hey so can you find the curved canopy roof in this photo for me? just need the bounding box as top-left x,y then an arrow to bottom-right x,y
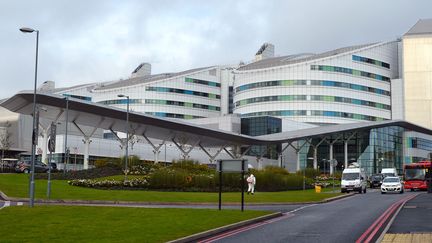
2,92 -> 432,147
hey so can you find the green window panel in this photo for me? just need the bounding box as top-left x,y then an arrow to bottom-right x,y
352,70 -> 361,76
282,80 -> 294,86
324,96 -> 334,101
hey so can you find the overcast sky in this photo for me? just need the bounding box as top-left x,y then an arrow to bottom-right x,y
0,0 -> 431,98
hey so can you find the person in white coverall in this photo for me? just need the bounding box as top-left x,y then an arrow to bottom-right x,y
246,174 -> 256,195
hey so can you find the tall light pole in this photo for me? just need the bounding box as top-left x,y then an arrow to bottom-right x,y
117,94 -> 130,181
63,97 -> 69,174
20,27 -> 39,208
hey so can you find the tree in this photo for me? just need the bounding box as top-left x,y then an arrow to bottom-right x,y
0,121 -> 12,161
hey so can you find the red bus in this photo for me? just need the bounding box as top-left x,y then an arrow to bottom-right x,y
404,161 -> 432,191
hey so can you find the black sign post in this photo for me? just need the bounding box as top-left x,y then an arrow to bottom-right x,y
241,160 -> 245,212
219,162 -> 222,210
217,159 -> 248,212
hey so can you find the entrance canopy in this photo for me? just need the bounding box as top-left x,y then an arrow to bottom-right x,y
2,92 -> 432,147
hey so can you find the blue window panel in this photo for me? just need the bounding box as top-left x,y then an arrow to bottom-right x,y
323,111 -> 334,116
155,112 -> 166,117
352,99 -> 362,105
323,81 -> 334,86
185,90 -> 193,95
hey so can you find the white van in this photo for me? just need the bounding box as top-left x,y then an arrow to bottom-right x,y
381,168 -> 398,178
341,163 -> 367,193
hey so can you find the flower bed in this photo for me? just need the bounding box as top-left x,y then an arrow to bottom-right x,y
68,177 -> 149,189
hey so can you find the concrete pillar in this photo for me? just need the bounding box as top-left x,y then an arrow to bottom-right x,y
329,144 -> 334,175
296,151 -> 301,171
153,149 -> 160,163
83,137 -> 91,169
313,147 -> 318,169
41,129 -> 49,164
344,141 -> 348,169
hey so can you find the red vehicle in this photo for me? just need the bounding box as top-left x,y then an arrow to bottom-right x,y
404,161 -> 432,191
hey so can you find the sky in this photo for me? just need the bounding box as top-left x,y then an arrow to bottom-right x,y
0,0 -> 431,99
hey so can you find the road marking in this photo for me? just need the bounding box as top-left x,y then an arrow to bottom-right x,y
286,203 -> 318,213
198,204 -> 318,243
0,201 -> 10,210
356,194 -> 417,243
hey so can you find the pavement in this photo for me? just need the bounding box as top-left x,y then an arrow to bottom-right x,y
381,193 -> 432,243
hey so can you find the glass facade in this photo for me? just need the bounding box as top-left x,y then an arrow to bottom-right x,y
352,55 -> 390,69
300,126 -> 404,175
242,110 -> 386,121
242,110 -> 307,117
98,99 -> 142,105
63,94 -> 92,101
185,77 -> 221,87
407,137 -> 432,151
241,116 -> 281,159
236,79 -> 390,96
145,112 -> 204,119
236,95 -> 390,110
145,86 -> 220,99
145,99 -> 220,111
311,65 -> 390,82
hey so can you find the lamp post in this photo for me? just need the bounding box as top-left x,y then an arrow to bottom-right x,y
20,27 -> 39,208
117,94 -> 130,181
63,97 -> 69,174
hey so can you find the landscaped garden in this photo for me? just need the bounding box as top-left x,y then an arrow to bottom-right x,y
0,158 -> 342,203
0,206 -> 270,243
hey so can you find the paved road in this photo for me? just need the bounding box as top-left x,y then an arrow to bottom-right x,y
206,190 -> 420,243
388,192 -> 432,233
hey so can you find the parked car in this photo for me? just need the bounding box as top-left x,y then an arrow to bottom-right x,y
369,174 -> 384,188
381,176 -> 404,194
15,161 -> 51,173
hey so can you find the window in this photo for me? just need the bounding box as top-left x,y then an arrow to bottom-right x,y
310,65 -> 390,82
352,55 -> 390,69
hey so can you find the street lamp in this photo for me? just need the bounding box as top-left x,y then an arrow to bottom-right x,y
117,94 -> 130,181
20,26 -> 39,208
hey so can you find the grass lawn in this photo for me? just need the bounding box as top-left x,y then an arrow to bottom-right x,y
0,205 -> 269,243
0,174 -> 341,203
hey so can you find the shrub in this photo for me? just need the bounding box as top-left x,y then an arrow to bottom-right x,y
94,157 -> 122,169
296,168 -> 321,179
35,167 -> 122,180
254,171 -> 306,191
171,159 -> 213,174
262,165 -> 289,175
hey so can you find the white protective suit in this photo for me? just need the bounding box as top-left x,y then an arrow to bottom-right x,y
246,174 -> 256,194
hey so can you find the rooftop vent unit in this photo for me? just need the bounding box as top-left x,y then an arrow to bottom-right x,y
131,62 -> 151,78
255,43 -> 275,61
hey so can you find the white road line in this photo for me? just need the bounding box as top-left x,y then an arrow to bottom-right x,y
0,201 -> 10,210
286,203 -> 318,213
